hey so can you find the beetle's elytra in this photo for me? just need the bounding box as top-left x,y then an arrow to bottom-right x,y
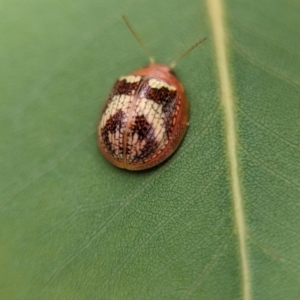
97,15 -> 206,171
98,64 -> 189,170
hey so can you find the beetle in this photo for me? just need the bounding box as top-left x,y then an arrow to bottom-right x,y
98,15 -> 206,171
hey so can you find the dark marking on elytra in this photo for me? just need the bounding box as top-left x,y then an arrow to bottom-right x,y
128,115 -> 158,162
102,109 -> 125,158
114,79 -> 140,95
146,86 -> 177,106
143,81 -> 178,138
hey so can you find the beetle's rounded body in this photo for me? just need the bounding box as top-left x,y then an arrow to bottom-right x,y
98,64 -> 189,170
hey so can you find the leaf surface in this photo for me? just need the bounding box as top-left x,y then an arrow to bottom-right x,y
0,0 -> 300,299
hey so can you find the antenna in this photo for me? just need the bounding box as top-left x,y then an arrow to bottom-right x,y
122,14 -> 155,64
169,37 -> 207,69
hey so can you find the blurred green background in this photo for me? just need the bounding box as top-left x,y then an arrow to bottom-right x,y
1,0 -> 300,299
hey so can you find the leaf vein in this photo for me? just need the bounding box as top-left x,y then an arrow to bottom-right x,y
241,145 -> 300,192
228,16 -> 300,59
230,38 -> 300,91
239,108 -> 300,151
249,233 -> 300,282
5,129 -> 96,206
183,237 -> 231,299
94,165 -> 224,299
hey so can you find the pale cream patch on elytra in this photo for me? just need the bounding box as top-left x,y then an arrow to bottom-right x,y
134,97 -> 168,150
108,131 -> 122,158
124,96 -> 169,161
119,75 -> 141,83
100,94 -> 133,130
129,139 -> 147,160
148,78 -> 176,91
132,133 -> 138,145
115,129 -> 120,141
100,94 -> 134,159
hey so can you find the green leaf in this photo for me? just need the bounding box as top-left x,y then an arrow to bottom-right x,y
1,0 -> 300,299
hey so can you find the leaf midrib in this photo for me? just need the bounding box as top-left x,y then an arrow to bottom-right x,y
206,0 -> 251,299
